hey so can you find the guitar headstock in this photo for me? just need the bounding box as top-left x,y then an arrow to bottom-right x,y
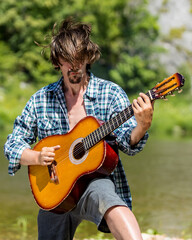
148,73 -> 185,101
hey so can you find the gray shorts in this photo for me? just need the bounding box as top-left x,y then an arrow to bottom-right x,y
38,177 -> 127,240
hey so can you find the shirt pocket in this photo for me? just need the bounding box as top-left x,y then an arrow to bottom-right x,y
37,118 -> 61,139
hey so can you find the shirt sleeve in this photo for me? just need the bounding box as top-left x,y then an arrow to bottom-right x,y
4,95 -> 37,175
109,85 -> 149,156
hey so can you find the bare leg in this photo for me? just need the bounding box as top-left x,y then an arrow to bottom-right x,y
104,206 -> 143,240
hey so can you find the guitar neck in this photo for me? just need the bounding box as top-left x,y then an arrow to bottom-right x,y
82,92 -> 151,151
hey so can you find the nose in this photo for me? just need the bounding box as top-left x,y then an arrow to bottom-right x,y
72,61 -> 83,71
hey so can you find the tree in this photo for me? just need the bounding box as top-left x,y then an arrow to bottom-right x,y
0,0 -> 165,129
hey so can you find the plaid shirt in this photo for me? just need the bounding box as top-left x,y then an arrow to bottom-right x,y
4,73 -> 148,209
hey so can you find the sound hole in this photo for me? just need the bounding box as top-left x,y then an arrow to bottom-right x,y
73,142 -> 85,160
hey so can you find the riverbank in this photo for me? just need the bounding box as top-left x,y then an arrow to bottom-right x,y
142,233 -> 191,240
81,233 -> 192,240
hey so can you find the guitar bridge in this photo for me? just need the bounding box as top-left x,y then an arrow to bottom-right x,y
48,160 -> 59,184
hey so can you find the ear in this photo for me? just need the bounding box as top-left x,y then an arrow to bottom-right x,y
53,64 -> 60,70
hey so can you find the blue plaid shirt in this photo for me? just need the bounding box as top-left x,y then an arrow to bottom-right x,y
4,73 -> 148,209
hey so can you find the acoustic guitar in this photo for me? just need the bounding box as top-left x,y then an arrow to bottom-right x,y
28,73 -> 184,213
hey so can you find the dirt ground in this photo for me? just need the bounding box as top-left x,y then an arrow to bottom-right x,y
82,234 -> 191,240
142,233 -> 191,240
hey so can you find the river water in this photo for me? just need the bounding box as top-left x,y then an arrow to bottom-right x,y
0,138 -> 192,239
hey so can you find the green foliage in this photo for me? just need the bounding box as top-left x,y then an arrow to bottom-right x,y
149,94 -> 192,139
109,52 -> 166,94
178,64 -> 192,95
169,26 -> 186,39
0,0 -> 163,84
146,228 -> 159,235
0,0 -> 167,132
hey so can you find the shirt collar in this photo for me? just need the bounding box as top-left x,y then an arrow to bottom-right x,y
45,73 -> 98,99
84,73 -> 97,100
46,76 -> 63,93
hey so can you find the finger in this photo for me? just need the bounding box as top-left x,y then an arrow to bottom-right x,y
43,155 -> 55,161
43,151 -> 55,158
43,161 -> 52,166
53,145 -> 61,151
47,145 -> 61,152
41,146 -> 59,155
136,96 -> 145,108
139,93 -> 151,104
132,99 -> 142,111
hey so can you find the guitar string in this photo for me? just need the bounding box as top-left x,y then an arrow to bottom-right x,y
38,88 -> 175,168
50,88 -> 176,168
35,107 -> 132,169
50,107 -> 131,166
41,105 -> 133,166
44,88 -> 172,165
51,108 -> 131,167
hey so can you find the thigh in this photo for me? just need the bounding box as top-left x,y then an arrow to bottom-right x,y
38,209 -> 81,240
73,177 -> 127,232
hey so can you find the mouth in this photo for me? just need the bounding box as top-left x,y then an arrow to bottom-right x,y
67,69 -> 83,84
68,69 -> 82,77
70,72 -> 79,75
68,68 -> 80,73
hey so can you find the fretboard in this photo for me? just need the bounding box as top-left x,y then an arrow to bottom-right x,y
82,104 -> 134,151
82,91 -> 151,151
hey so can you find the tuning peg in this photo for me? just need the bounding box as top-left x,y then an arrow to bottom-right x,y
178,89 -> 183,93
160,96 -> 168,101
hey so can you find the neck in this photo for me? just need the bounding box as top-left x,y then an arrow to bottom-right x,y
63,73 -> 89,96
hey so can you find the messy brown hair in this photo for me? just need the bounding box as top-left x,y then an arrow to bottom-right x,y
49,18 -> 101,70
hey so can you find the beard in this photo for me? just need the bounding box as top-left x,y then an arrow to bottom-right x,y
67,69 -> 83,84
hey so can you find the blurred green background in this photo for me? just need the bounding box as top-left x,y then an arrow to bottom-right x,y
0,0 -> 192,239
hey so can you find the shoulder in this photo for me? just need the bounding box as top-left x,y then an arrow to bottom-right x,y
32,78 -> 62,99
92,74 -> 122,91
88,73 -> 128,100
23,78 -> 62,111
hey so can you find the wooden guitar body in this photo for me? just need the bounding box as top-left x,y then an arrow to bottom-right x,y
28,116 -> 119,212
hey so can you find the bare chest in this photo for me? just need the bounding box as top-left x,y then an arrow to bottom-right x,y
65,94 -> 87,131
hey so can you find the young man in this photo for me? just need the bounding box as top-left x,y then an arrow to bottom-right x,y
4,18 -> 153,240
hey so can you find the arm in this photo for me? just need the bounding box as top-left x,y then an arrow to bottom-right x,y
4,95 -> 60,175
4,96 -> 37,175
108,87 -> 152,155
130,92 -> 154,146
20,145 -> 60,166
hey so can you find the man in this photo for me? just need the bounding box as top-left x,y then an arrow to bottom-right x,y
4,18 -> 153,240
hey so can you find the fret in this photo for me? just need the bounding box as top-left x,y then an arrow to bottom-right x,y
95,128 -> 100,142
83,103 -> 135,150
87,135 -> 92,149
119,112 -> 124,124
97,127 -> 103,140
122,110 -> 127,121
99,124 -> 106,139
111,118 -> 117,129
108,121 -> 113,132
90,134 -> 94,146
82,138 -> 87,150
92,132 -> 97,143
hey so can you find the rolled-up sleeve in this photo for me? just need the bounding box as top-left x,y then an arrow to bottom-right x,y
109,86 -> 149,156
4,95 -> 37,175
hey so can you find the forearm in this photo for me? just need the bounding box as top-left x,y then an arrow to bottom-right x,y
131,92 -> 154,146
20,148 -> 40,166
130,125 -> 147,147
20,145 -> 60,166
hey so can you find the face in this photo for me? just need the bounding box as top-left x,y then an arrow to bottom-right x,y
59,59 -> 87,84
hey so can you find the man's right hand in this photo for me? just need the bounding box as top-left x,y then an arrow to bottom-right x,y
38,145 -> 60,166
20,145 -> 60,166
